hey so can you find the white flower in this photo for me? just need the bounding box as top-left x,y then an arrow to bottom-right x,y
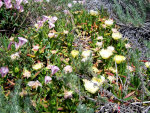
73,1 -> 77,4
68,3 -> 72,8
111,28 -> 118,33
63,65 -> 73,74
112,32 -> 122,40
48,32 -> 55,38
63,30 -> 69,34
127,65 -> 134,72
92,66 -> 99,73
89,10 -> 98,16
64,90 -> 73,99
145,62 -> 150,68
34,24 -> 38,29
82,50 -> 91,58
125,43 -> 131,48
28,80 -> 42,90
45,76 -> 52,84
81,57 -> 88,62
97,36 -> 103,40
23,69 -> 31,78
9,37 -> 14,41
10,52 -> 20,60
99,49 -> 113,59
105,19 -> 113,26
107,76 -> 115,83
96,42 -> 103,47
107,46 -> 115,52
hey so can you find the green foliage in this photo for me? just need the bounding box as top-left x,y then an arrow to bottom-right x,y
0,80 -> 34,113
76,103 -> 94,113
112,0 -> 149,26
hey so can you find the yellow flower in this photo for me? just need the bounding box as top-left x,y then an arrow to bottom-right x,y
92,66 -> 99,73
112,32 -> 122,40
114,55 -> 126,64
82,50 -> 91,58
83,79 -> 99,94
99,49 -> 113,59
83,76 -> 105,94
145,62 -> 150,68
109,67 -> 117,73
71,50 -> 79,58
104,19 -> 113,26
32,62 -> 43,70
89,10 -> 98,16
92,76 -> 105,85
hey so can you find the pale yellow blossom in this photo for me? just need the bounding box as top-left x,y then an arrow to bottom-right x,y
114,55 -> 126,64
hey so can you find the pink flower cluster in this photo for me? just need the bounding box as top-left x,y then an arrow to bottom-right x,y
35,15 -> 58,29
0,0 -> 43,12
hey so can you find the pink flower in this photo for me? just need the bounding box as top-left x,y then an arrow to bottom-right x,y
8,41 -> 14,50
0,67 -> 9,77
63,10 -> 69,15
45,76 -> 52,84
0,0 -> 3,8
15,37 -> 28,49
51,65 -> 59,75
32,45 -> 39,52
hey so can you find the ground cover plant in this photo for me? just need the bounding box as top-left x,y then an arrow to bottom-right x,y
0,1 -> 150,113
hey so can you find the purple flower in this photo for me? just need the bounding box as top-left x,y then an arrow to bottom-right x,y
0,0 -> 3,8
16,0 -> 22,5
48,22 -> 55,29
37,21 -> 44,29
42,15 -> 50,22
14,3 -> 20,9
4,0 -> 12,9
15,37 -> 28,49
18,37 -> 28,47
19,5 -> 24,12
45,76 -> 52,84
51,65 -> 59,75
8,41 -> 14,50
0,67 -> 9,77
15,42 -> 20,50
